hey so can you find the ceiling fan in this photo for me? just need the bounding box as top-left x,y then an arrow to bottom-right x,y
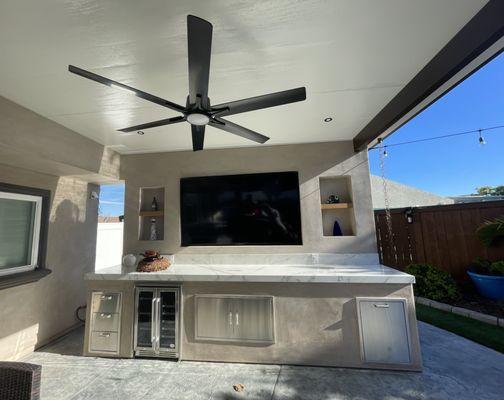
68,15 -> 306,151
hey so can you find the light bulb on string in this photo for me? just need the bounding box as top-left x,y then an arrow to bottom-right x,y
383,148 -> 388,157
478,130 -> 486,145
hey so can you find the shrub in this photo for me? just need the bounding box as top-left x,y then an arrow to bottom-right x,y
489,261 -> 504,276
405,263 -> 459,302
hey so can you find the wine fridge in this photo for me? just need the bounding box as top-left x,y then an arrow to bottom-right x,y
134,286 -> 180,358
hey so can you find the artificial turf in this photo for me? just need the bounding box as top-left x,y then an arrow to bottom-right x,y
416,303 -> 504,354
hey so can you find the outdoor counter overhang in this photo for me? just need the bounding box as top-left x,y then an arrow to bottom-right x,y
85,253 -> 414,284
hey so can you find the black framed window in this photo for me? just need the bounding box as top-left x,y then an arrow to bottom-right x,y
0,183 -> 51,290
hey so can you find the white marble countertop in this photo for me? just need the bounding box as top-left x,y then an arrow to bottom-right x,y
86,254 -> 414,284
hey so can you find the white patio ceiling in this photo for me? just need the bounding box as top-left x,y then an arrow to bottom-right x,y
0,0 -> 488,154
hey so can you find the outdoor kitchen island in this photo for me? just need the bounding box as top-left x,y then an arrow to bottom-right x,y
83,253 -> 421,371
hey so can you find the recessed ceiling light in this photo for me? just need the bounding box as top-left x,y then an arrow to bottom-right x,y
324,117 -> 333,122
137,131 -> 145,135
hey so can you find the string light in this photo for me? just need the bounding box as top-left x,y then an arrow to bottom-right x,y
370,124 -> 503,151
478,129 -> 486,145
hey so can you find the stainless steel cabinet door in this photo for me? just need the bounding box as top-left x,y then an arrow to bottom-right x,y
195,296 -> 234,341
232,297 -> 274,343
195,295 -> 274,343
358,299 -> 411,364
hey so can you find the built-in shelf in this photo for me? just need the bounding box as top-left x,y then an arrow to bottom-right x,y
139,210 -> 164,217
138,187 -> 165,241
321,203 -> 352,210
319,176 -> 356,237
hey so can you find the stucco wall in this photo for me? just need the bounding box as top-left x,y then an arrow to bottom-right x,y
180,282 -> 421,371
121,141 -> 376,255
370,175 -> 453,209
0,164 -> 99,360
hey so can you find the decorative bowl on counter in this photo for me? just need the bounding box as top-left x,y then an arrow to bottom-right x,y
137,250 -> 171,272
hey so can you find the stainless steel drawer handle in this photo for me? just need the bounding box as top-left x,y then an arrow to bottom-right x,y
100,313 -> 112,318
100,295 -> 113,300
374,304 -> 389,308
228,312 -> 233,326
235,312 -> 239,326
98,333 -> 111,337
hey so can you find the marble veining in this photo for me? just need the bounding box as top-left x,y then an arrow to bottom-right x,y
86,253 -> 413,284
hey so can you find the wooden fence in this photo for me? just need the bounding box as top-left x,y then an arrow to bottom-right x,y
374,201 -> 504,281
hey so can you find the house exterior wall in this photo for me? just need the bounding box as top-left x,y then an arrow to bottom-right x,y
0,96 -> 114,360
370,175 -> 454,209
121,141 -> 376,255
0,164 -> 99,360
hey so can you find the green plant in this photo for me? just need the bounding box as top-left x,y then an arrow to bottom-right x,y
489,261 -> 504,276
468,257 -> 504,276
405,263 -> 459,302
477,216 -> 504,247
469,256 -> 492,273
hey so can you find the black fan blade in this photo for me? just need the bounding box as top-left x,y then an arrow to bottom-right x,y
187,15 -> 212,105
118,116 -> 185,133
212,87 -> 306,117
191,125 -> 205,151
68,65 -> 185,113
209,118 -> 269,144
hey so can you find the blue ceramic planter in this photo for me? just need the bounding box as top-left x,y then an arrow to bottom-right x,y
467,271 -> 504,300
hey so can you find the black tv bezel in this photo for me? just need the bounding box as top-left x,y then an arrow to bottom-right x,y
179,171 -> 303,247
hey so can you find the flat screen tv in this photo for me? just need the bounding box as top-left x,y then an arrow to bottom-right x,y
180,172 -> 302,246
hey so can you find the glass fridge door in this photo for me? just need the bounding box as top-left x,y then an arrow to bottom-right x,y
158,289 -> 178,352
135,289 -> 155,350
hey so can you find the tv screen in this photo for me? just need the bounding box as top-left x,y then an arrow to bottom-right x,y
180,172 -> 302,246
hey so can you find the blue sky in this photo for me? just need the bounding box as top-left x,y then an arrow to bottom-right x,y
99,184 -> 124,216
99,53 -> 504,215
369,53 -> 504,196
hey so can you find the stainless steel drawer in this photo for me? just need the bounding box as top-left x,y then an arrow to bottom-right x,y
89,331 -> 119,353
91,292 -> 121,313
92,312 -> 120,332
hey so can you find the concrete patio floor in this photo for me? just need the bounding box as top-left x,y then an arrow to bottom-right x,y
23,321 -> 503,400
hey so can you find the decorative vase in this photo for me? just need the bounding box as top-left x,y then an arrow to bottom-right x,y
150,218 -> 158,241
122,254 -> 137,268
332,220 -> 343,236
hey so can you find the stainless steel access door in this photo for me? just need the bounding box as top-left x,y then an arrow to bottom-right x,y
232,296 -> 274,342
195,295 -> 274,343
195,296 -> 234,341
